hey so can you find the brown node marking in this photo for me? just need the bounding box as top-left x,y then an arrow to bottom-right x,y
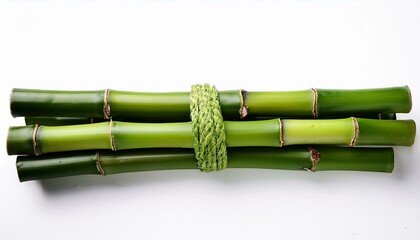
311,88 -> 319,118
278,118 -> 284,147
32,124 -> 41,156
95,151 -> 105,176
240,106 -> 249,119
109,120 -> 116,151
304,146 -> 321,172
350,117 -> 359,147
239,89 -> 248,119
103,89 -> 111,119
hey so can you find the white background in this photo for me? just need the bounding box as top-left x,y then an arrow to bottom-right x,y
1,1 -> 419,239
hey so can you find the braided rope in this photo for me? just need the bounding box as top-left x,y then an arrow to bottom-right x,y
190,84 -> 228,172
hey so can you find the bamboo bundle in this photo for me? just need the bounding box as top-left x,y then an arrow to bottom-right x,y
6,85 -> 416,182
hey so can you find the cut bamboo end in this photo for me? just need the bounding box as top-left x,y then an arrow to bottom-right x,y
7,125 -> 37,155
406,85 -> 413,113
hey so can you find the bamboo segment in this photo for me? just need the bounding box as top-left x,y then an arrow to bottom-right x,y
11,89 -> 106,118
16,146 -> 394,182
243,90 -> 314,117
17,151 -> 100,181
7,118 -> 415,155
357,118 -> 416,146
317,86 -> 412,116
6,125 -> 37,156
11,86 -> 411,120
223,120 -> 281,147
281,118 -> 355,146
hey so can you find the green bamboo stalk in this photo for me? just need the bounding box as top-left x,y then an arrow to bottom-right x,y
24,113 -> 397,126
11,86 -> 411,120
243,86 -> 411,118
7,118 -> 415,156
11,89 -> 242,120
16,146 -> 394,182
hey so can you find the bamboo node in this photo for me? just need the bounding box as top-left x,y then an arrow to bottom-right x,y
109,120 -> 116,151
304,146 -> 321,172
311,88 -> 319,118
350,117 -> 359,147
103,89 -> 111,119
190,84 -> 228,172
32,124 -> 42,156
95,151 -> 106,176
278,118 -> 284,147
240,106 -> 248,119
239,89 -> 248,119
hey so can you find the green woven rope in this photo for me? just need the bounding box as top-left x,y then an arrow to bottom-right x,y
190,84 -> 228,172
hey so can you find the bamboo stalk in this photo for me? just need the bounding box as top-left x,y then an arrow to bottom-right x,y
7,118 -> 415,156
243,86 -> 411,118
24,113 -> 397,126
11,89 -> 242,120
11,86 -> 411,120
16,146 -> 394,182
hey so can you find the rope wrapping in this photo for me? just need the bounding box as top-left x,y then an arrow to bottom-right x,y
190,84 -> 228,172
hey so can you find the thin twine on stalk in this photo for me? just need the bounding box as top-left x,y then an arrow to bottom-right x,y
190,84 -> 228,172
